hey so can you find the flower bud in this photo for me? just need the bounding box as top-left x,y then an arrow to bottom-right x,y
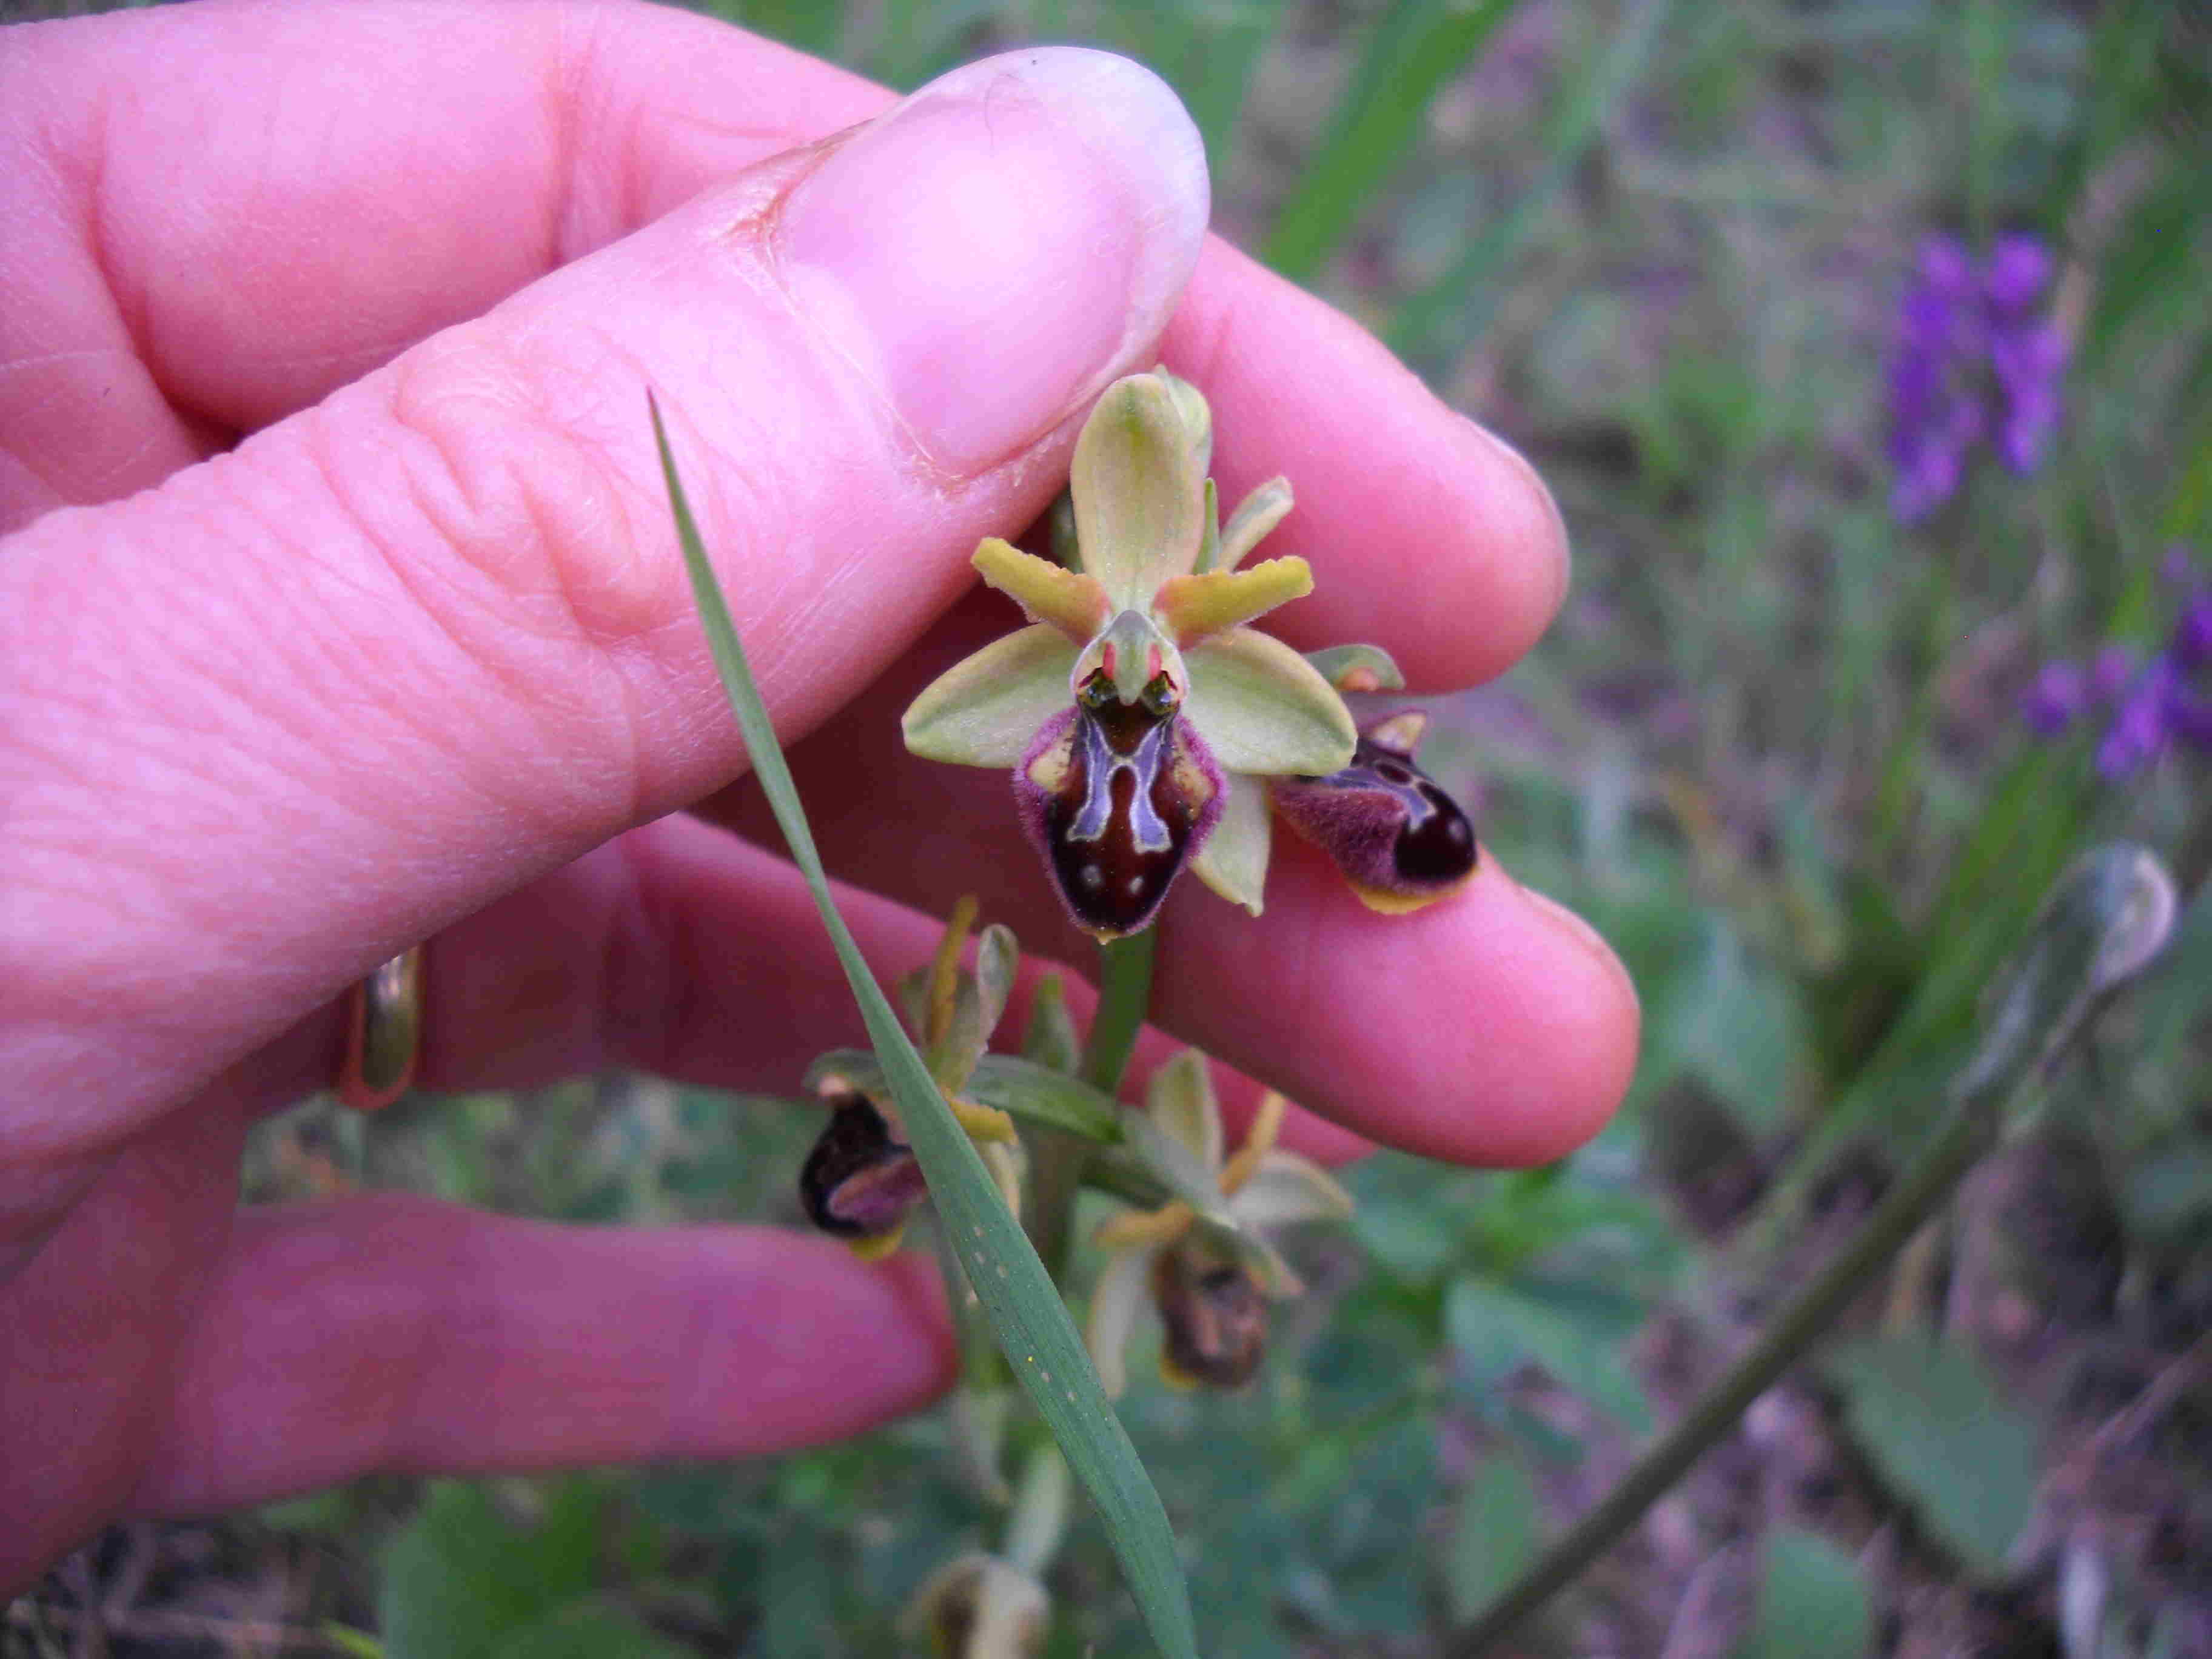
1151,1242 -> 1269,1390
1269,712 -> 1476,913
903,1555 -> 1049,1659
798,1093 -> 927,1242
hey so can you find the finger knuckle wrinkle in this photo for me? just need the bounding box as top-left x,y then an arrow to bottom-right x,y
364,329 -> 685,668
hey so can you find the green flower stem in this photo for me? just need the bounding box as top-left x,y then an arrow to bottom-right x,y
1030,931 -> 1158,1277
1450,846 -> 2175,1655
1081,931 -> 1157,1097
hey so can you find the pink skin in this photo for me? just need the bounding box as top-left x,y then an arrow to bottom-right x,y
0,0 -> 1634,1587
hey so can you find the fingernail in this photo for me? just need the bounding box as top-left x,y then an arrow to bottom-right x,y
1470,420 -> 1572,620
777,49 -> 1209,477
1516,880 -> 1640,1016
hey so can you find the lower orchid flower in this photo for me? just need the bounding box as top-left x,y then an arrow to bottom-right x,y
1084,1050 -> 1353,1395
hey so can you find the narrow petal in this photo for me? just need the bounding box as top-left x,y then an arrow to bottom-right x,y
1365,709 -> 1428,757
1184,629 -> 1357,776
1216,476 -> 1292,571
1190,769 -> 1271,916
973,537 -> 1111,642
1151,557 -> 1314,646
1071,374 -> 1206,608
1304,643 -> 1406,693
902,624 -> 1078,766
1084,1244 -> 1158,1399
1230,1150 -> 1356,1229
1218,1090 -> 1288,1193
1145,1048 -> 1224,1171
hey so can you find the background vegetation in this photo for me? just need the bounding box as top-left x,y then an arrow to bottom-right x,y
12,0 -> 2211,1654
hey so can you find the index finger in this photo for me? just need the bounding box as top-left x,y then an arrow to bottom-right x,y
1,0 -> 1565,685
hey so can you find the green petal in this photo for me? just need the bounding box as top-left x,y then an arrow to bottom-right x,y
1151,558 -> 1313,646
1304,643 -> 1406,693
1084,1242 -> 1157,1399
1145,1048 -> 1223,1172
1195,478 -> 1221,575
1230,1150 -> 1356,1229
1190,770 -> 1271,916
973,538 -> 1111,642
1184,629 -> 1357,776
1071,374 -> 1207,609
902,625 -> 1078,766
1217,477 -> 1292,571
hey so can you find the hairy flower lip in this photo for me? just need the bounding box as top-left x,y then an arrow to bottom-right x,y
1269,711 -> 1478,914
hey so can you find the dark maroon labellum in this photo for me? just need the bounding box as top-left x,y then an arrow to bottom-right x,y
1270,727 -> 1476,906
1015,674 -> 1222,938
1151,1245 -> 1269,1389
799,1093 -> 927,1238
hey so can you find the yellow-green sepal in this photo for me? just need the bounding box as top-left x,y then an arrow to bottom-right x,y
902,624 -> 1079,766
1190,769 -> 1272,916
1182,629 -> 1357,776
1071,374 -> 1208,610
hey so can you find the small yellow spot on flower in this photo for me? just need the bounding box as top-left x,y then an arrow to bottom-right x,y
848,1223 -> 907,1262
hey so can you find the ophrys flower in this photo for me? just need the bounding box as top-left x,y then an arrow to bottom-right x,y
902,369 -> 1356,937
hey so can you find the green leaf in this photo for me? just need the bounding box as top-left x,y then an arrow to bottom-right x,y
1446,1276 -> 1654,1434
484,1600 -> 688,1659
378,1482 -> 601,1659
1443,1454 -> 1540,1627
652,399 -> 1198,1659
1264,0 -> 1521,283
1388,0 -> 1674,367
1826,1335 -> 2042,1580
1734,1527 -> 1872,1659
805,1049 -> 1126,1145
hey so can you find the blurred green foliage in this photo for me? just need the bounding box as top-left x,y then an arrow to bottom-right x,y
40,0 -> 2194,1649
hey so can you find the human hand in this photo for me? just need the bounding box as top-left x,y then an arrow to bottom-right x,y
0,0 -> 1638,1587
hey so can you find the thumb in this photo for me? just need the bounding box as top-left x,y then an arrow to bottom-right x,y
0,49 -> 1207,1138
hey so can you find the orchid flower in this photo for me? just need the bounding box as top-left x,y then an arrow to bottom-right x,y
1084,1050 -> 1353,1395
902,369 -> 1358,937
799,899 -> 1022,1259
1269,708 -> 1478,913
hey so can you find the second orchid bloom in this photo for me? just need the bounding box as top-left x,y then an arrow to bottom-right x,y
902,368 -> 1475,937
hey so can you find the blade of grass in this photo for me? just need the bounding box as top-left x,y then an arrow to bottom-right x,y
648,397 -> 1197,1659
1386,0 -> 1673,372
1263,0 -> 1520,285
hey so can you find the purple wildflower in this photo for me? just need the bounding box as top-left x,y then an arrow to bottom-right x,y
2036,548 -> 2212,777
2089,645 -> 2134,703
1887,231 -> 2068,519
2173,594 -> 2212,672
2020,660 -> 2086,735
2096,659 -> 2177,781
